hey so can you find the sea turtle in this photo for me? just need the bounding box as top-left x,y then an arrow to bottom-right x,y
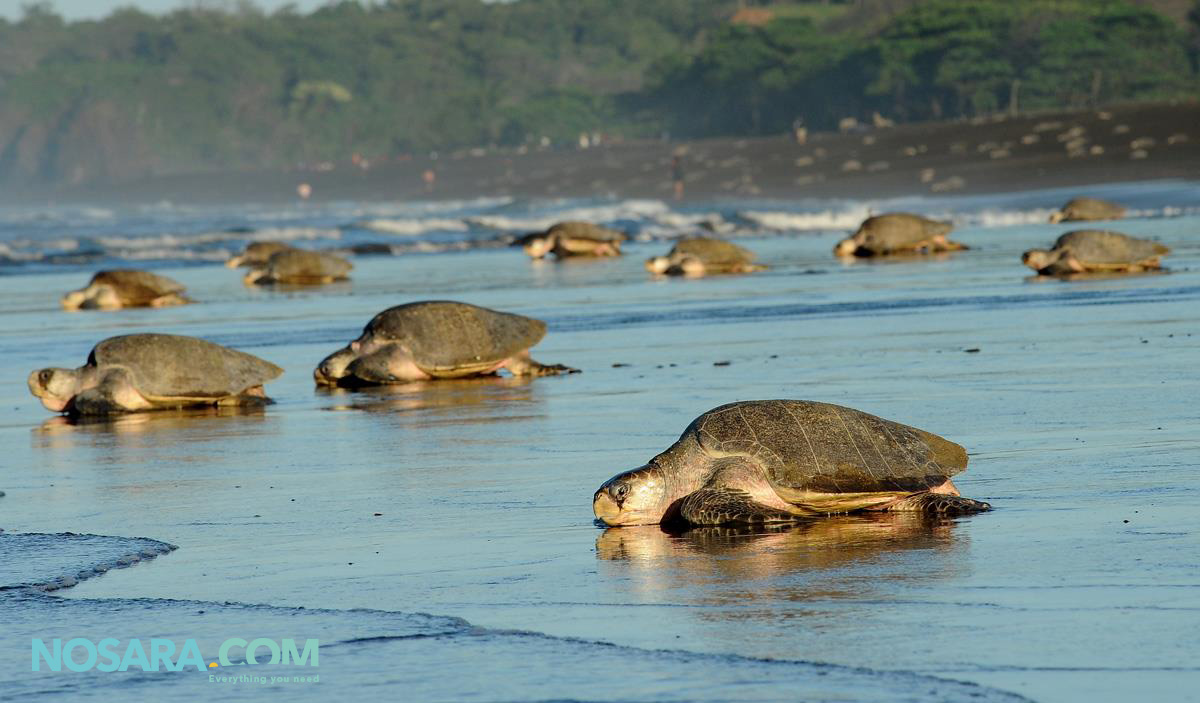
243,249 -> 352,285
313,300 -> 578,386
592,400 -> 991,527
1048,197 -> 1126,224
834,213 -> 965,257
226,241 -> 293,268
516,221 -> 627,259
1022,230 -> 1170,275
61,270 -> 190,310
645,237 -> 764,276
28,333 -> 283,415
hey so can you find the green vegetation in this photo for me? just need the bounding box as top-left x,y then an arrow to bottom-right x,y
0,0 -> 1196,185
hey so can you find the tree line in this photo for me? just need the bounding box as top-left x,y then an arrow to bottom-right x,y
0,0 -> 1197,185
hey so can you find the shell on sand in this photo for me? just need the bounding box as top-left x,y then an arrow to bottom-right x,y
257,249 -> 352,282
88,334 -> 282,400
357,301 -> 546,373
80,270 -> 186,305
667,400 -> 966,494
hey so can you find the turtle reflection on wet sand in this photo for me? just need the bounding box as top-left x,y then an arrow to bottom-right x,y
593,400 -> 990,528
314,300 -> 578,387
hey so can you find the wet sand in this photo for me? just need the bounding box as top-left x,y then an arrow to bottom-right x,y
19,101 -> 1200,206
1,203 -> 1197,701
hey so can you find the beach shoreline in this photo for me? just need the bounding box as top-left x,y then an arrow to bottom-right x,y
5,101 -> 1198,208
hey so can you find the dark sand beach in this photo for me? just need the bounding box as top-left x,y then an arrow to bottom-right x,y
21,101 -> 1199,207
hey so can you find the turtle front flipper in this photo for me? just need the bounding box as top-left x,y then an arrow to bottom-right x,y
880,493 -> 991,515
504,350 -> 580,377
676,488 -> 802,526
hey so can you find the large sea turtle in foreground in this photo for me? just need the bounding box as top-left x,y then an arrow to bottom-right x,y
28,334 -> 283,415
834,213 -> 965,257
61,270 -> 190,310
1022,230 -> 1170,275
645,237 -> 764,276
516,221 -> 627,259
226,241 -> 293,268
593,400 -> 990,527
314,301 -> 578,386
243,249 -> 352,285
1048,197 -> 1126,224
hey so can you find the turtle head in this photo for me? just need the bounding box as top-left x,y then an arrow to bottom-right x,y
1022,248 -> 1058,272
521,234 -> 554,259
593,463 -> 673,526
833,236 -> 861,257
226,254 -> 247,268
28,368 -> 81,413
644,256 -> 672,275
242,268 -> 269,285
314,346 -> 358,386
1048,211 -> 1066,224
60,288 -> 88,310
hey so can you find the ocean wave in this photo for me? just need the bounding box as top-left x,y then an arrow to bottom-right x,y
356,218 -> 470,236
0,532 -> 176,592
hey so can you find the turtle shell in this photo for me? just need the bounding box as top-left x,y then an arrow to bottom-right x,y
670,237 -> 754,265
545,221 -> 627,243
1052,230 -> 1169,266
1059,197 -> 1126,221
683,400 -> 966,494
88,334 -> 283,399
91,270 -> 185,305
358,301 -> 547,374
857,214 -> 952,251
266,250 -> 352,279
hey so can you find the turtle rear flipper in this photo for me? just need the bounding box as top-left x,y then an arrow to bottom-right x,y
881,493 -> 991,515
676,488 -> 801,526
504,351 -> 579,377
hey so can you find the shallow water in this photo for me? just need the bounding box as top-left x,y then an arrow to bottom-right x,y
1,183 -> 1198,702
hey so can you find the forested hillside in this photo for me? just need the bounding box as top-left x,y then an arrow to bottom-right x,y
1,0 -> 1197,187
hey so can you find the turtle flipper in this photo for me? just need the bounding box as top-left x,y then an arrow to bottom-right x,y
884,493 -> 991,515
677,488 -> 801,526
505,352 -> 580,377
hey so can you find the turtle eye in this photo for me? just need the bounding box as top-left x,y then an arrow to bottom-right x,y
38,370 -> 53,385
611,482 -> 630,502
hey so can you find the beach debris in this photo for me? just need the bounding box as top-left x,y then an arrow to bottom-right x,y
1167,133 -> 1188,145
645,237 -> 764,277
243,249 -> 352,285
1021,134 -> 1040,145
515,221 -> 626,260
931,176 -> 966,193
1022,230 -> 1170,276
872,112 -> 895,128
1112,124 -> 1130,135
1130,149 -> 1149,160
592,399 -> 991,527
841,159 -> 863,172
866,160 -> 890,172
794,155 -> 815,168
919,168 -> 936,183
835,213 -> 965,257
1049,197 -> 1126,223
61,270 -> 190,311
1032,120 -> 1063,132
838,117 -> 859,133
313,301 -> 578,387
28,334 -> 282,415
1129,137 -> 1156,150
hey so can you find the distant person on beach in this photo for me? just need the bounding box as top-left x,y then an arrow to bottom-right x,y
671,156 -> 684,200
423,168 -> 436,194
792,118 -> 807,145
